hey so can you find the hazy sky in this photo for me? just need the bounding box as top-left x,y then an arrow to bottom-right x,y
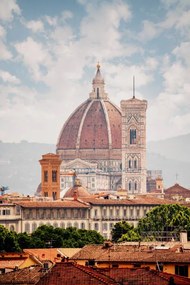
0,0 -> 190,143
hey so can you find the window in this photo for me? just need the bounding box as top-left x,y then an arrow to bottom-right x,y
130,129 -> 136,144
128,160 -> 132,168
81,223 -> 85,229
44,171 -> 48,182
103,223 -> 107,231
134,182 -> 137,191
134,159 -> 137,168
52,170 -> 57,182
32,223 -> 37,232
25,223 -> 30,233
175,265 -> 188,277
94,223 -> 99,231
2,209 -> 10,215
129,182 -> 132,191
10,225 -> 15,231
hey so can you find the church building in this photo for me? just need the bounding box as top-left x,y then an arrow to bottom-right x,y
55,64 -> 148,194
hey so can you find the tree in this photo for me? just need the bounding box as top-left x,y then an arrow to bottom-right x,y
119,229 -> 140,242
31,225 -> 104,248
111,221 -> 134,242
0,225 -> 21,252
138,204 -> 190,240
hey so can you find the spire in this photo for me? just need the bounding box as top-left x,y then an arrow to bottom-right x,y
133,76 -> 135,99
89,63 -> 108,100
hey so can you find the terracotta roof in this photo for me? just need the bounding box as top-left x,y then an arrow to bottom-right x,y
0,258 -> 26,269
37,261 -> 119,285
99,267 -> 190,285
64,185 -> 91,198
57,99 -> 121,151
71,244 -> 190,263
165,183 -> 190,196
82,196 -> 174,206
16,200 -> 89,208
24,248 -> 63,263
0,265 -> 42,284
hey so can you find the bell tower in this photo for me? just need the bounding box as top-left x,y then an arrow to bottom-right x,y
39,153 -> 62,200
121,94 -> 147,194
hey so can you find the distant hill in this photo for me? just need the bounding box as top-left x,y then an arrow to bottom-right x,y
0,141 -> 55,195
147,133 -> 190,189
147,133 -> 190,163
0,134 -> 190,195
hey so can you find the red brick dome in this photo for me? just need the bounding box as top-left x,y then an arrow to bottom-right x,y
56,65 -> 122,162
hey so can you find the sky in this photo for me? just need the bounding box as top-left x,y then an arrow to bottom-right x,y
0,0 -> 190,144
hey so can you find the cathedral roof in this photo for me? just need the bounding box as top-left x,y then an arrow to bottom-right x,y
56,65 -> 122,152
63,178 -> 91,199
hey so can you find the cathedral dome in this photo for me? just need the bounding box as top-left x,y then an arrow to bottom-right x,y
56,65 -> 122,162
64,178 -> 91,198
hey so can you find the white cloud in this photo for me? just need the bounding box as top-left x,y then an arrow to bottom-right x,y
0,25 -> 12,60
14,37 -> 52,81
25,20 -> 44,33
139,20 -> 160,41
0,0 -> 20,21
0,70 -> 20,84
0,41 -> 12,60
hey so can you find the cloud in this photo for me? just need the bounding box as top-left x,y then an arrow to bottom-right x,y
139,20 -> 160,42
0,41 -> 12,60
25,20 -> 44,33
0,70 -> 20,84
0,25 -> 12,60
0,0 -> 20,22
14,37 -> 52,81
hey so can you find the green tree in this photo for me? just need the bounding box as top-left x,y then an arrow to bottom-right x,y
0,225 -> 21,252
111,221 -> 134,242
138,204 -> 190,240
119,229 -> 140,242
31,225 -> 104,248
4,231 -> 21,252
0,225 -> 9,251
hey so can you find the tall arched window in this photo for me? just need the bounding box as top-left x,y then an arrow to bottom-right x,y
129,182 -> 132,191
25,223 -> 30,233
128,159 -> 132,168
130,129 -> 136,144
134,159 -> 137,169
134,182 -> 137,191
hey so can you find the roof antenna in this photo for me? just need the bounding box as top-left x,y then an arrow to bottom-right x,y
133,76 -> 135,99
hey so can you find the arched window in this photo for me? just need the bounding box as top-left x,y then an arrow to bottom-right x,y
10,225 -> 14,231
130,129 -> 136,144
134,182 -> 137,191
74,222 -> 78,229
134,159 -> 137,169
128,159 -> 132,168
81,223 -> 85,229
60,222 -> 65,229
32,223 -> 37,232
94,223 -> 99,231
53,222 -> 58,228
129,181 -> 132,191
67,222 -> 72,228
25,223 -> 30,233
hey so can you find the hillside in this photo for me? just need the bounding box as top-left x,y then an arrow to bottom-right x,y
0,134 -> 190,195
0,141 -> 55,195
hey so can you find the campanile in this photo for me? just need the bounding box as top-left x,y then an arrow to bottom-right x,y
121,96 -> 147,193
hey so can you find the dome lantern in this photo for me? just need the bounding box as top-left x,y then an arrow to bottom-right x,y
89,64 -> 108,100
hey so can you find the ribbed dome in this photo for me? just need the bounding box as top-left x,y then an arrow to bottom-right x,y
56,65 -> 122,162
64,179 -> 91,198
